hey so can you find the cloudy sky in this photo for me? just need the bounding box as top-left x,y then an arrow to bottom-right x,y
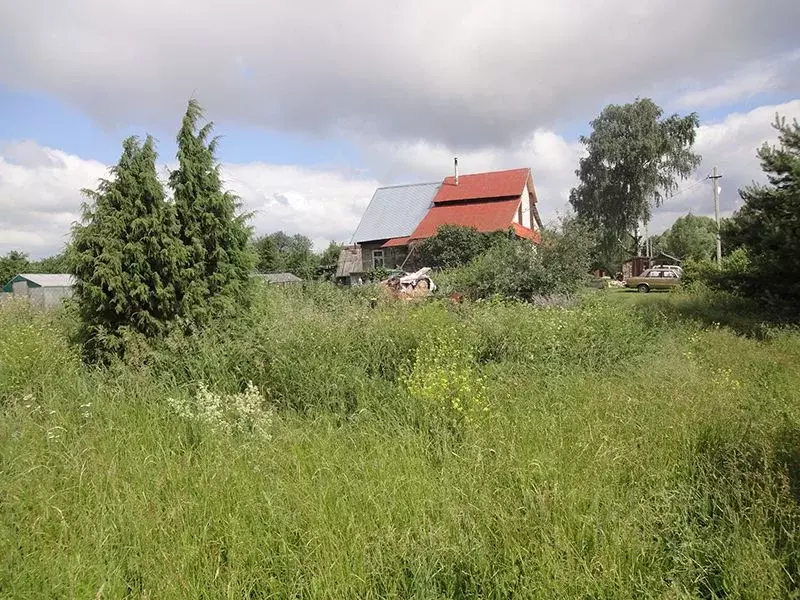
1,0 -> 799,257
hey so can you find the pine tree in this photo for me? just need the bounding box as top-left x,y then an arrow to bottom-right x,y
71,136 -> 184,361
170,100 -> 253,328
733,116 -> 800,302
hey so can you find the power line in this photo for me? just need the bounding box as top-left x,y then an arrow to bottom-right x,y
662,174 -> 710,202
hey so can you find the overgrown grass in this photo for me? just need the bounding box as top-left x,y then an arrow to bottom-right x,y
2,285 -> 800,598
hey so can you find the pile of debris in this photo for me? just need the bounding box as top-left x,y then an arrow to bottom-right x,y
380,267 -> 437,300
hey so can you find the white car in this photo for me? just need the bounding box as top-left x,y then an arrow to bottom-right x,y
652,264 -> 683,277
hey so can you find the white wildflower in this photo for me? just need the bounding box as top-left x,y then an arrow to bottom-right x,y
46,426 -> 65,440
167,381 -> 274,439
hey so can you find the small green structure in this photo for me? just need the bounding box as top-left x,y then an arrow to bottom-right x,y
2,273 -> 75,293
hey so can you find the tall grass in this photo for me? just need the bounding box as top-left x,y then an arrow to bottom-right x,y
2,285 -> 800,598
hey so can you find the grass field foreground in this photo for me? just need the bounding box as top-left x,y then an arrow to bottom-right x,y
1,285 -> 800,598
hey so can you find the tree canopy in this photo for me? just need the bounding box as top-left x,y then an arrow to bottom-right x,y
656,214 -> 717,261
569,98 -> 701,261
71,136 -> 184,361
0,251 -> 31,287
415,225 -> 509,269
254,231 -> 318,278
170,99 -> 253,328
728,116 -> 800,301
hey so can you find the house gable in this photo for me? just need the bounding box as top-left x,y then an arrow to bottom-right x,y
433,168 -> 529,203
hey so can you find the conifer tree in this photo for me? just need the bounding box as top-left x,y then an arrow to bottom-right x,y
71,136 -> 184,361
732,116 -> 800,302
170,100 -> 253,327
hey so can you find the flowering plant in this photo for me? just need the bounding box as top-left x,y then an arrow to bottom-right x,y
167,381 -> 274,438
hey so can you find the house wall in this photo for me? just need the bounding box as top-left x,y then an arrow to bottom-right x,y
359,242 -> 409,272
510,185 -> 533,229
520,183 -> 531,229
622,257 -> 650,279
28,287 -> 72,309
1,282 -> 73,309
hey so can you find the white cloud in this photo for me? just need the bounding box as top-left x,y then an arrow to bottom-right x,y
1,0 -> 798,147
3,99 -> 799,259
222,164 -> 379,248
0,141 -> 379,258
0,142 -> 107,257
649,99 -> 800,233
676,51 -> 800,109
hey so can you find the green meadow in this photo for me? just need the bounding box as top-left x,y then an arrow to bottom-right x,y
2,285 -> 799,598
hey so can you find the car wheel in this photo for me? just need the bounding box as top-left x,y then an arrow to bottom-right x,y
637,284 -> 649,293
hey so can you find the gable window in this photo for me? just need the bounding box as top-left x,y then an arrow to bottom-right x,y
372,249 -> 385,269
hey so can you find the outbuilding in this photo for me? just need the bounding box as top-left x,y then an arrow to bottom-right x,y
2,273 -> 75,309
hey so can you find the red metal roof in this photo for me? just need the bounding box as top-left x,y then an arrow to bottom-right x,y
433,168 -> 530,203
410,198 -> 521,239
513,222 -> 541,243
381,236 -> 411,248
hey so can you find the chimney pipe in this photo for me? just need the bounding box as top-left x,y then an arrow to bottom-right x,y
454,157 -> 458,185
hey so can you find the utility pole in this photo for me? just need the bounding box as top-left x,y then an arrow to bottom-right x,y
709,167 -> 722,265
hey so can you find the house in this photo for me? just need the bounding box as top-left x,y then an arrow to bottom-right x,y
3,273 -> 74,293
254,272 -> 303,285
2,273 -> 74,309
344,181 -> 441,282
335,245 -> 364,284
338,165 -> 543,282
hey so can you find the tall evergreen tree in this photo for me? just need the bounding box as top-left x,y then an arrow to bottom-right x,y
254,234 -> 279,273
71,136 -> 184,361
170,100 -> 253,327
731,116 -> 800,301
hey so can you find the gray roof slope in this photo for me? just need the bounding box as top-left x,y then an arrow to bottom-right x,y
351,182 -> 440,244
256,272 -> 303,284
17,274 -> 75,287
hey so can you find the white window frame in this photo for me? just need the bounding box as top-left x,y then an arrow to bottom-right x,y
372,249 -> 385,269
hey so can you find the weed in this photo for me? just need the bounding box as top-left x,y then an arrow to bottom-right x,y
1,286 -> 800,597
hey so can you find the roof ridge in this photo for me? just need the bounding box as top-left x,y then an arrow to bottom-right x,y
375,181 -> 441,190
444,167 -> 529,178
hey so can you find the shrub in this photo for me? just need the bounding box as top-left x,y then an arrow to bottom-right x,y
414,225 -> 509,269
402,328 -> 489,436
444,219 -> 593,301
684,248 -> 754,297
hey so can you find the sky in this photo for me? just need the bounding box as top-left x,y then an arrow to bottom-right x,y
1,0 -> 799,258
